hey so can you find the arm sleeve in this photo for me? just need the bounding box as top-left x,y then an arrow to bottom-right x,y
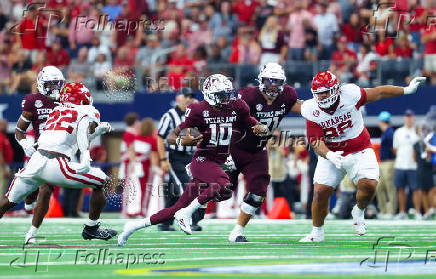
306,120 -> 325,145
238,99 -> 258,127
76,116 -> 91,155
157,113 -> 173,138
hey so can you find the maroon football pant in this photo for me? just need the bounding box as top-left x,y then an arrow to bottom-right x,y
150,159 -> 232,225
229,148 -> 270,197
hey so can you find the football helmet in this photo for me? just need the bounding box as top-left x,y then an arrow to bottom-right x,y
37,66 -> 65,100
257,63 -> 286,99
60,82 -> 93,106
202,74 -> 235,107
311,71 -> 340,109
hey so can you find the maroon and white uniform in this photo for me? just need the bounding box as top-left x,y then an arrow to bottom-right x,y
302,83 -> 379,187
229,85 -> 298,196
22,93 -> 56,141
149,98 -> 258,225
6,104 -> 107,203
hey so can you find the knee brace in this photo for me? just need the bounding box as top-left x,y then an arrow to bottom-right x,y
241,192 -> 265,215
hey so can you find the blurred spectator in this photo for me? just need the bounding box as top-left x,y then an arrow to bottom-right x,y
167,44 -> 193,90
94,53 -> 111,91
341,13 -> 364,53
414,122 -> 435,219
0,119 -> 12,195
106,46 -> 135,91
335,176 -> 357,219
16,4 -> 42,54
376,111 -> 397,219
255,0 -> 274,30
9,50 -> 35,94
102,0 -> 122,22
330,36 -> 357,83
186,17 -> 213,58
32,51 -> 48,74
67,47 -> 90,83
209,1 -> 237,42
207,43 -> 226,64
356,43 -> 377,86
406,0 -> 425,47
68,2 -> 96,58
119,112 -> 139,184
287,0 -> 313,61
303,19 -> 319,62
394,109 -> 419,220
192,46 -> 207,73
375,31 -> 394,57
259,16 -> 286,66
394,34 -> 413,58
229,28 -> 261,65
161,0 -> 185,22
314,2 -> 338,60
233,0 -> 260,26
136,35 -> 165,88
47,38 -> 70,71
422,9 -> 436,84
217,36 -> 232,61
112,2 -> 139,51
88,36 -> 112,64
0,42 -> 10,93
268,129 -> 287,201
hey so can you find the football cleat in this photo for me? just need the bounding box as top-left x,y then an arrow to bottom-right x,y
82,223 -> 117,241
174,208 -> 192,235
299,233 -> 324,243
229,235 -> 248,243
117,220 -> 145,247
25,231 -> 37,244
191,224 -> 202,231
351,205 -> 366,236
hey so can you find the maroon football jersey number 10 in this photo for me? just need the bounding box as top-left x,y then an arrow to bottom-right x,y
46,109 -> 78,134
209,123 -> 232,146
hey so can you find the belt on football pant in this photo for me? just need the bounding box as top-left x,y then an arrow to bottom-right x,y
38,149 -> 70,161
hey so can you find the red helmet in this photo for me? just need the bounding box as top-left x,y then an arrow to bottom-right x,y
60,82 -> 93,105
311,71 -> 339,109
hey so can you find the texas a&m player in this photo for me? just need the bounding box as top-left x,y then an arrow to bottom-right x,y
118,74 -> 269,246
228,63 -> 302,242
15,65 -> 64,244
299,71 -> 426,242
1,83 -> 117,242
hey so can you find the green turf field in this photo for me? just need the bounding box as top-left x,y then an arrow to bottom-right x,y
1,218 -> 436,278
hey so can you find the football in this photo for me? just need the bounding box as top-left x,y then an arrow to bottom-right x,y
179,127 -> 201,138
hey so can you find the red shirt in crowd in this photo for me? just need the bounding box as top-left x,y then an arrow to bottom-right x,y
232,0 -> 259,25
342,23 -> 363,44
394,46 -> 413,58
422,26 -> 436,55
18,19 -> 43,50
0,132 -> 13,164
47,48 -> 70,68
376,38 -> 394,56
331,48 -> 357,69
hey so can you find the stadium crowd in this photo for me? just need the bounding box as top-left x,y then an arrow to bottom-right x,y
1,0 -> 436,94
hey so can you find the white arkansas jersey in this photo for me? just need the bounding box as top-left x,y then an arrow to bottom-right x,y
302,83 -> 372,156
37,104 -> 101,159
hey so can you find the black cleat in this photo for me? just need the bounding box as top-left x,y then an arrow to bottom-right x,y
234,236 -> 248,242
82,223 -> 117,241
191,224 -> 202,231
158,225 -> 176,231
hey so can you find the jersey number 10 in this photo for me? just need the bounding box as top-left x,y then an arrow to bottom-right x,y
209,123 -> 232,146
46,110 -> 78,134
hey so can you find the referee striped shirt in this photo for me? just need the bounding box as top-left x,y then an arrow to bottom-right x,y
158,105 -> 195,153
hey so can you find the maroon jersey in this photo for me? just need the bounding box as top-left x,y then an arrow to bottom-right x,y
234,85 -> 298,152
178,99 -> 258,164
21,93 -> 56,140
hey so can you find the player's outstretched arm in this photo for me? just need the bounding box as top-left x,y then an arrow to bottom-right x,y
365,77 -> 427,104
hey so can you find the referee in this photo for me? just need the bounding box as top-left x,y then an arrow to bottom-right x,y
157,88 -> 205,231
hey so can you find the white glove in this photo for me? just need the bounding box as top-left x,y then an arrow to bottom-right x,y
76,151 -> 92,174
326,151 -> 344,169
404,77 -> 426,95
97,122 -> 112,134
19,138 -> 36,157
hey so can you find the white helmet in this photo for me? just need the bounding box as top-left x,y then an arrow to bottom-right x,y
257,63 -> 286,99
202,74 -> 235,107
37,66 -> 66,100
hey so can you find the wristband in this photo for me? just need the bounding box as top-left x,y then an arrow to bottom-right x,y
160,157 -> 168,162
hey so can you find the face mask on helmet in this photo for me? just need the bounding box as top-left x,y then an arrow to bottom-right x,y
261,77 -> 285,98
43,80 -> 65,99
313,85 -> 339,109
211,90 -> 235,107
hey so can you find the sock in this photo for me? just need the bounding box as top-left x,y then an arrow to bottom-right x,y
144,217 -> 151,227
185,198 -> 202,215
28,225 -> 38,235
87,219 -> 99,227
312,226 -> 324,236
353,205 -> 365,217
232,224 -> 244,235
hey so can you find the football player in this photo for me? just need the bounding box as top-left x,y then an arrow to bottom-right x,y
228,63 -> 302,242
15,66 -> 64,244
299,71 -> 426,242
118,74 -> 269,246
0,82 -> 117,241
